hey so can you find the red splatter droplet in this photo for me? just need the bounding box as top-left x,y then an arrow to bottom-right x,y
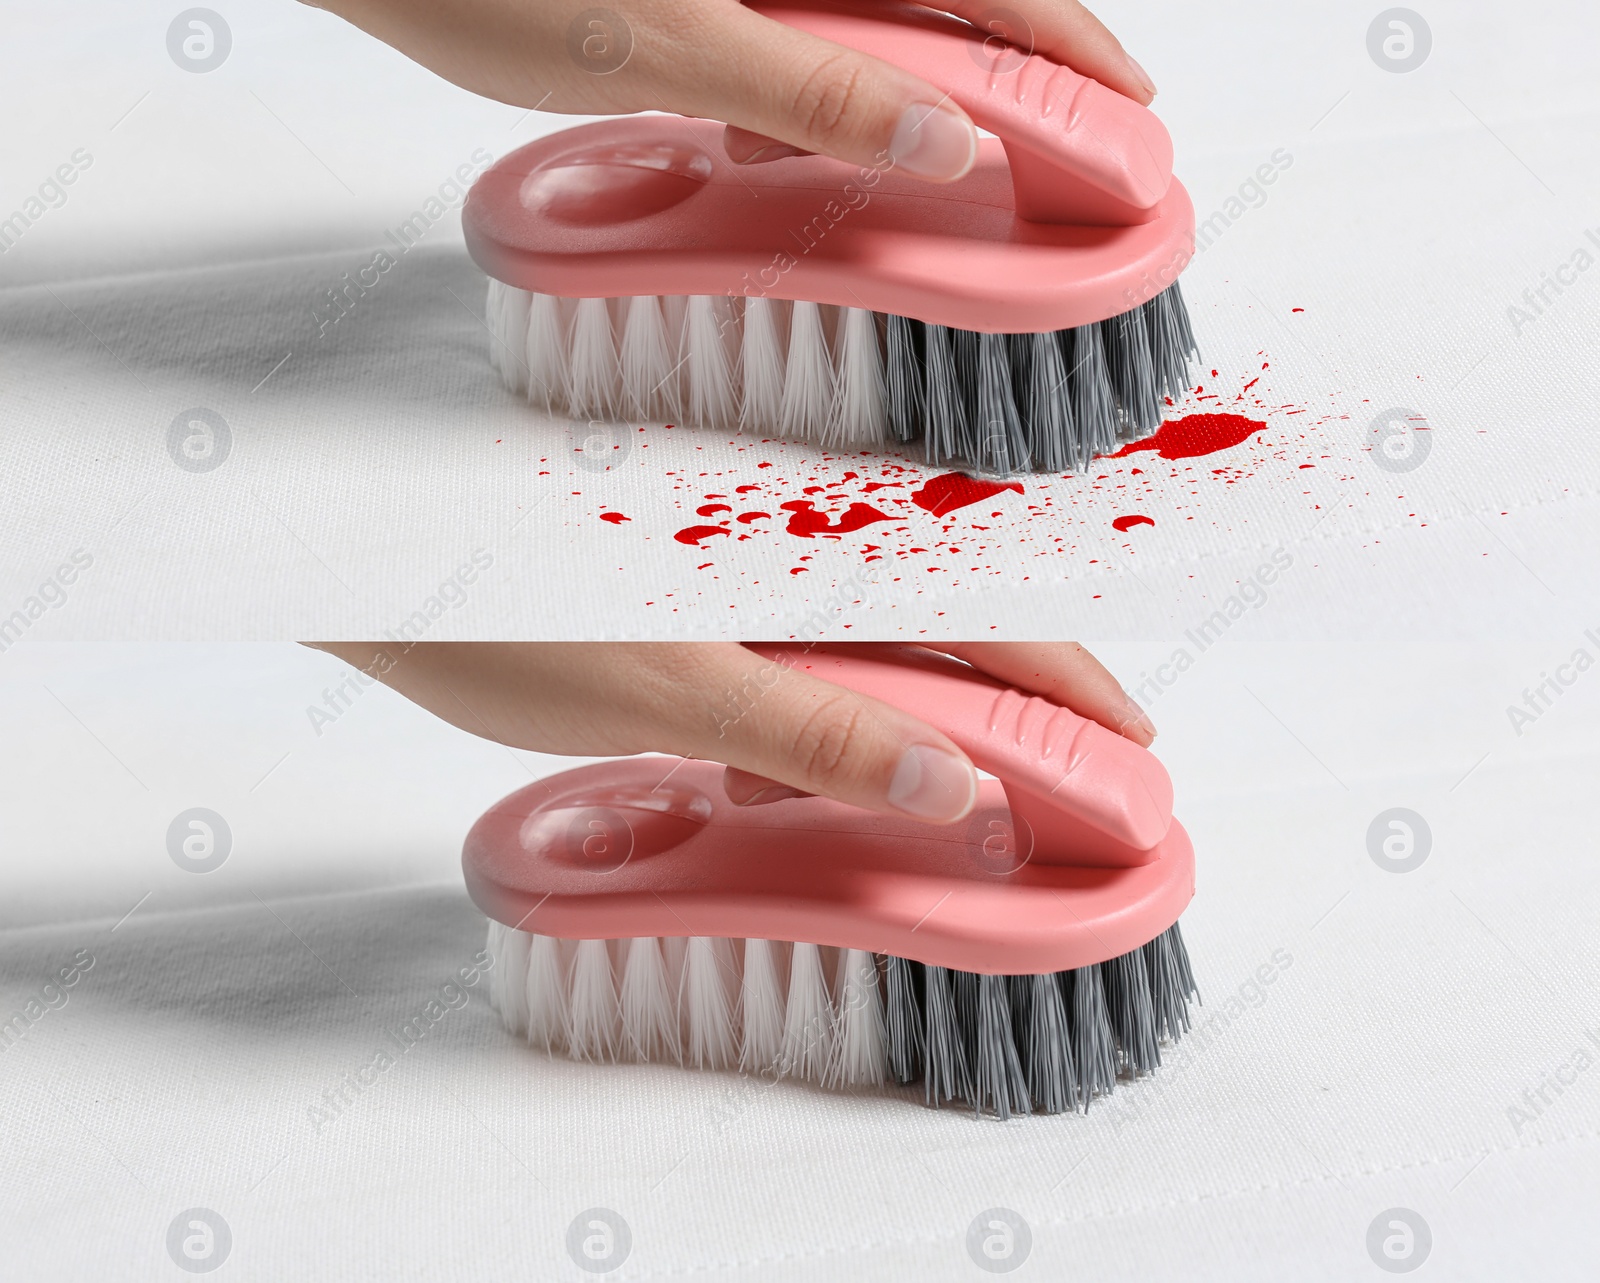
909,473 -> 1024,517
1109,413 -> 1266,461
736,511 -> 771,524
1112,514 -> 1155,532
673,525 -> 730,546
697,503 -> 732,517
598,512 -> 631,525
779,501 -> 892,537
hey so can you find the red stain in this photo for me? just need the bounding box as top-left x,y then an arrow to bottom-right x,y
673,525 -> 730,546
598,512 -> 630,525
910,473 -> 1024,517
1112,514 -> 1155,532
1109,413 -> 1266,461
696,503 -> 732,516
780,500 -> 892,537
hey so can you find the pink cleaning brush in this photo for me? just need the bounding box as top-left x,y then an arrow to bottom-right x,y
463,0 -> 1199,475
463,646 -> 1199,1118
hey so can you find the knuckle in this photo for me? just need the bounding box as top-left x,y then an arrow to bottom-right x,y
790,694 -> 872,786
789,53 -> 869,144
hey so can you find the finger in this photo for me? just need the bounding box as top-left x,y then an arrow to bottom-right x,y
721,767 -> 812,805
666,7 -> 979,181
923,643 -> 1157,746
722,125 -> 812,165
938,0 -> 1156,102
666,648 -> 980,822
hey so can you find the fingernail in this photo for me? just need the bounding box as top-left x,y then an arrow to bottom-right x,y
888,102 -> 978,182
734,142 -> 805,165
730,784 -> 808,806
1124,54 -> 1157,99
1122,700 -> 1158,744
887,744 -> 978,822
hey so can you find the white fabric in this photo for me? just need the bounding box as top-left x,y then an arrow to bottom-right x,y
3,641 -> 1598,1278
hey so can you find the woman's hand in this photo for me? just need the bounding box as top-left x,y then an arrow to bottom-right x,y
307,642 -> 1155,823
313,0 -> 1154,183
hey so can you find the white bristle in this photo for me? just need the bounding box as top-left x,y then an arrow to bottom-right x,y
566,938 -> 619,1062
620,936 -> 681,1063
488,281 -> 532,394
485,280 -> 506,379
738,297 -> 787,435
779,300 -> 835,440
823,307 -> 888,448
780,941 -> 835,1081
682,936 -> 738,1071
524,932 -> 568,1054
496,925 -> 533,1037
525,292 -> 567,411
682,296 -> 739,431
824,948 -> 888,1088
485,920 -> 505,1012
619,295 -> 679,421
567,297 -> 620,418
739,939 -> 787,1074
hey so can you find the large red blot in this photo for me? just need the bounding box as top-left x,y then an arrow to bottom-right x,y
910,473 -> 1024,517
673,525 -> 729,546
780,500 -> 892,537
1110,413 -> 1265,461
1112,514 -> 1155,532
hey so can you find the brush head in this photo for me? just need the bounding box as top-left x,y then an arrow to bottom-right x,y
467,110 -> 1199,474
465,752 -> 1199,1118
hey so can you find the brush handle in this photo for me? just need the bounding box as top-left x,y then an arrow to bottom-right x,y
748,645 -> 1173,866
750,0 -> 1173,226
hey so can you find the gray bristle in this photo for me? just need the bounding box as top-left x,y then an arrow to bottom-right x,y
885,314 -> 923,443
884,954 -> 924,1084
1071,962 -> 1118,1104
1144,285 -> 1198,407
952,328 -> 981,446
1012,331 -> 1076,473
877,282 -> 1197,475
1103,951 -> 1160,1077
953,969 -> 981,1074
972,333 -> 1029,476
1143,928 -> 1190,1045
1168,921 -> 1200,1002
900,927 -> 1193,1117
920,324 -> 967,467
973,974 -> 1031,1120
921,965 -> 972,1106
1024,973 -> 1078,1114
1102,308 -> 1160,439
1067,321 -> 1119,463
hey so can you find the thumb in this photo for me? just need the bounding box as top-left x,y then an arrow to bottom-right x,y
680,7 -> 979,181
679,648 -> 980,823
